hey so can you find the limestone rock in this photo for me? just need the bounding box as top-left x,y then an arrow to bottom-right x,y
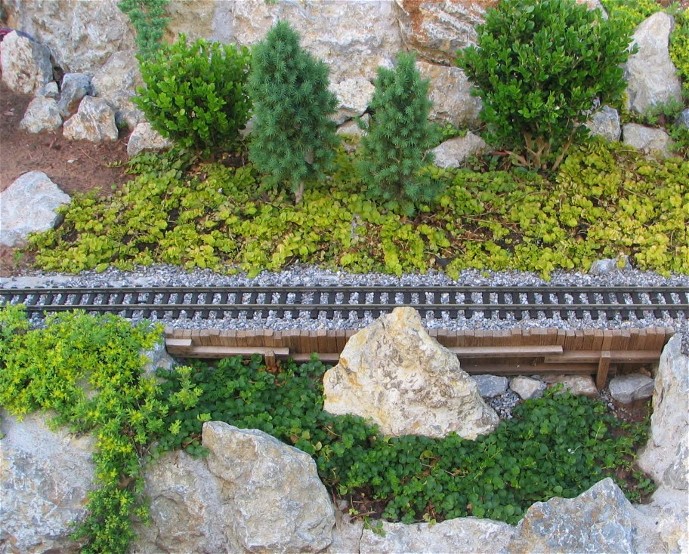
0,30 -> 53,94
19,95 -> 62,133
323,307 -> 499,439
331,77 -> 375,125
432,133 -> 487,168
418,60 -> 481,127
360,517 -> 514,553
395,0 -> 497,65
132,450 -> 235,553
624,12 -> 682,114
623,123 -> 674,159
37,80 -> 59,98
203,421 -> 335,553
633,486 -> 689,553
57,72 -> 92,117
63,96 -> 118,142
6,0 -> 134,73
677,108 -> 689,128
127,122 -> 173,158
230,0 -> 402,83
164,0 -> 232,43
608,373 -> 655,405
0,412 -> 95,554
586,105 -> 621,142
472,374 -> 508,398
91,51 -> 143,130
507,478 -> 636,553
510,376 -> 546,400
325,509 -> 365,554
0,171 -> 70,247
638,334 -> 689,490
543,374 -> 599,397
337,119 -> 366,139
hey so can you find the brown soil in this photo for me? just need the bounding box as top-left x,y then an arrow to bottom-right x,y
0,81 -> 131,276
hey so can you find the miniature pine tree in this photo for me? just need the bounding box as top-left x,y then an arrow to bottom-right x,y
358,52 -> 441,211
248,20 -> 339,203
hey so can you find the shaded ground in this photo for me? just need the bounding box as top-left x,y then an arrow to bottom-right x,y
0,81 -> 131,275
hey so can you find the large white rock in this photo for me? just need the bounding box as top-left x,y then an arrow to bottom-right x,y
624,12 -> 683,114
0,171 -> 70,247
638,334 -> 689,490
63,95 -> 119,142
360,517 -> 515,553
633,486 -> 689,553
323,307 -> 499,439
230,0 -> 403,83
127,122 -> 173,158
203,421 -> 335,553
507,478 -> 638,553
0,412 -> 95,554
91,50 -> 144,130
417,60 -> 482,127
6,0 -> 135,73
19,96 -> 63,133
0,30 -> 53,94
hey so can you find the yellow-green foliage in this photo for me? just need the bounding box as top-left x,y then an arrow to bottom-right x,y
0,307 -> 165,553
27,142 -> 688,278
600,0 -> 661,35
671,8 -> 689,98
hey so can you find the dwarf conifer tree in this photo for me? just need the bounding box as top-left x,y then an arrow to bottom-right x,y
248,21 -> 339,203
358,52 -> 441,211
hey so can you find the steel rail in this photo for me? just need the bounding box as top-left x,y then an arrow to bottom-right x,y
1,285 -> 687,322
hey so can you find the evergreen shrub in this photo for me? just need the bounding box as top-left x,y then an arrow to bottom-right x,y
358,52 -> 442,212
457,0 -> 634,170
248,20 -> 339,203
118,0 -> 170,59
134,35 -> 252,155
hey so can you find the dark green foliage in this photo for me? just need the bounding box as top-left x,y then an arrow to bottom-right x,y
134,35 -> 252,155
457,0 -> 634,170
248,21 -> 339,203
157,356 -> 654,526
118,0 -> 169,59
358,52 -> 442,211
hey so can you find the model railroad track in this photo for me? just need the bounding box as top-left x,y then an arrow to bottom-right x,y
1,285 -> 688,322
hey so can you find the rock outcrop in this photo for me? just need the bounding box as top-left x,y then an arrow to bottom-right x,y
417,61 -> 482,127
323,307 -> 499,439
0,412 -> 95,554
624,12 -> 682,114
0,171 -> 70,247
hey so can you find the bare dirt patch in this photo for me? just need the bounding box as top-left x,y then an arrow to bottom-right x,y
1,81 -> 132,276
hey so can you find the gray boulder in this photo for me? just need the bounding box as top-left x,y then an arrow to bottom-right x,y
37,80 -> 59,98
0,412 -> 95,554
418,60 -> 482,128
0,30 -> 53,94
638,334 -> 688,490
507,478 -> 636,553
323,307 -> 499,439
432,133 -> 487,168
624,12 -> 682,114
127,122 -> 173,158
608,373 -> 655,405
203,421 -> 335,553
0,171 -> 70,247
19,96 -> 63,133
63,96 -> 119,142
360,517 -> 514,554
510,376 -> 546,400
623,123 -> 674,158
586,105 -> 621,142
57,72 -> 93,118
473,374 -> 509,398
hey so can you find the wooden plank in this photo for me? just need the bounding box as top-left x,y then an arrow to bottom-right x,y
166,338 -> 193,348
290,353 -> 341,363
335,329 -> 347,352
170,346 -> 290,358
596,352 -> 611,390
462,361 -> 596,375
450,345 -> 563,358
544,350 -> 661,363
